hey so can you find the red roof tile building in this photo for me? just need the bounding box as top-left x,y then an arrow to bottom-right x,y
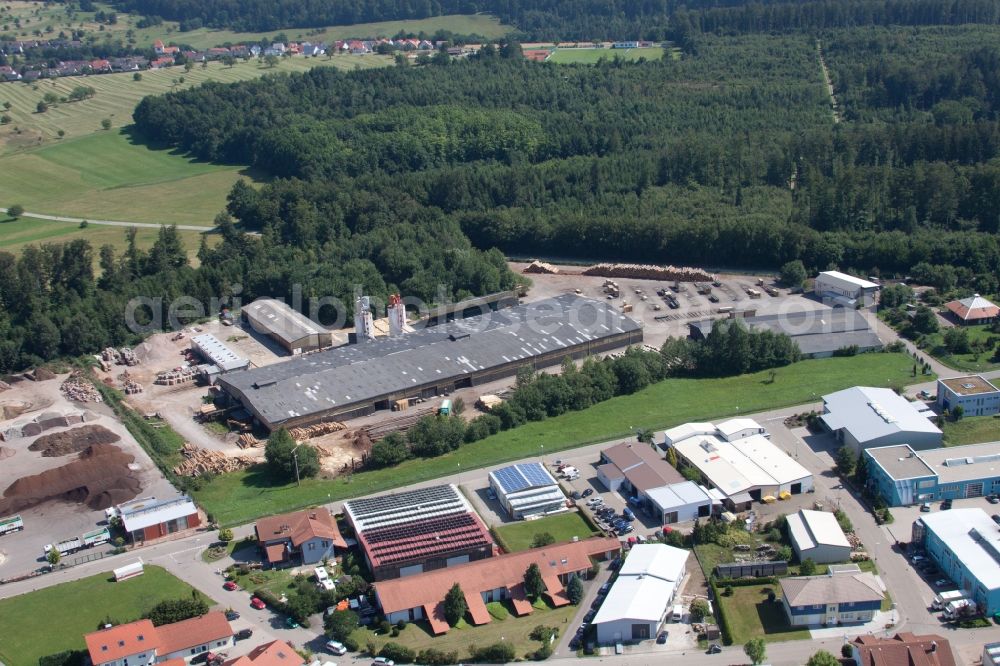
852,633 -> 956,666
945,294 -> 999,324
225,640 -> 305,666
84,612 -> 234,666
373,537 -> 620,633
344,484 -> 496,580
255,508 -> 347,566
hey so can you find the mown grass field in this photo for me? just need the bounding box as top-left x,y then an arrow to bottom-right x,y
548,46 -> 668,64
919,322 -> 1000,373
194,353 -> 920,526
0,55 -> 389,151
0,565 -> 212,666
942,415 -> 1000,446
0,214 -> 218,264
493,512 -> 597,552
716,584 -> 811,644
0,131 -> 250,227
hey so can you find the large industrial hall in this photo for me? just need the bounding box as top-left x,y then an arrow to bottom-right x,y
216,294 -> 642,431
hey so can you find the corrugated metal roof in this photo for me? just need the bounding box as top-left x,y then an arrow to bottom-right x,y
821,386 -> 941,444
219,295 -> 639,426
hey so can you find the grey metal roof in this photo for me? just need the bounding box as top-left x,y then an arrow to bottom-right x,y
219,295 -> 640,427
866,444 -> 936,481
191,334 -> 248,372
242,298 -> 329,346
821,386 -> 941,444
688,308 -> 882,356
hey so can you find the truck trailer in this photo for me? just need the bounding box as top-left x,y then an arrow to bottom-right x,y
44,537 -> 82,557
0,514 -> 24,536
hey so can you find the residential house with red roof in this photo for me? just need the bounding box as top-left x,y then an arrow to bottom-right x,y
254,508 -> 347,566
852,633 -> 956,666
84,612 -> 234,666
224,640 -> 304,666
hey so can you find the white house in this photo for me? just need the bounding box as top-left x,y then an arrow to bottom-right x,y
84,612 -> 234,666
786,509 -> 851,564
593,544 -> 688,644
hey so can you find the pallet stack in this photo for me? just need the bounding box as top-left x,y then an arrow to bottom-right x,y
154,367 -> 197,386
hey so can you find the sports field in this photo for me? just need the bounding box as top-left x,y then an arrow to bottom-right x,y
548,47 -> 667,64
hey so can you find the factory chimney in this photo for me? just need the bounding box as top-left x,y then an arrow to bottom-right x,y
354,295 -> 375,342
388,293 -> 405,336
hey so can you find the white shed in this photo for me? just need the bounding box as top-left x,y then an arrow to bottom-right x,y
786,509 -> 851,564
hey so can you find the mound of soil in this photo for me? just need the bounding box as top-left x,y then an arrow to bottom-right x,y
0,446 -> 14,460
0,443 -> 141,514
1,401 -> 31,420
32,368 -> 56,381
28,424 -> 120,457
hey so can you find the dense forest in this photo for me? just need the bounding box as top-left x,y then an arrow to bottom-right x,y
105,0 -> 1000,39
4,18 -> 1000,372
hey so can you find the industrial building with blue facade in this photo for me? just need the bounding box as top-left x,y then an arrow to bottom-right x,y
913,509 -> 1000,615
936,375 -> 1000,417
865,442 -> 1000,506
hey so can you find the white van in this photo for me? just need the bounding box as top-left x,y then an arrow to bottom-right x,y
672,604 -> 685,622
931,590 -> 966,610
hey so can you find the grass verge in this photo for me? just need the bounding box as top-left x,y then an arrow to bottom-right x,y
548,47 -> 665,64
194,353 -> 920,526
0,565 -> 211,665
942,415 -> 1000,446
493,512 -> 597,552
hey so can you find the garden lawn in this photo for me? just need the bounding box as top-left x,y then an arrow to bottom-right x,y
231,567 -> 297,598
0,565 -> 212,665
942,415 -> 1000,446
194,353 -> 920,526
548,47 -> 665,64
717,584 -> 810,644
493,512 -> 597,552
917,324 -> 1000,373
352,597 -> 576,660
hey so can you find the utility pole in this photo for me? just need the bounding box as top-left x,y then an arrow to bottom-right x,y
292,444 -> 301,486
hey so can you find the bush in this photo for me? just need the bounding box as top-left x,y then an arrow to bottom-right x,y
529,625 -> 557,641
530,532 -> 555,548
842,644 -> 854,658
799,558 -> 817,575
379,642 -> 416,664
144,597 -> 209,626
417,648 -> 459,665
470,642 -> 516,663
38,650 -> 87,666
690,598 -> 711,622
7,203 -> 24,219
218,527 -> 234,542
324,609 -> 359,642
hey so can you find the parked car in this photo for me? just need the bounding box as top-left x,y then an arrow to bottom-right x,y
582,488 -> 594,498
989,495 -> 1000,504
934,579 -> 949,588
598,582 -> 611,595
486,488 -> 497,500
992,514 -> 1000,526
285,617 -> 300,629
707,644 -> 722,654
622,508 -> 635,520
920,502 -> 932,512
372,659 -> 395,666
656,631 -> 668,644
571,491 -> 582,500
225,610 -> 240,621
942,499 -> 953,510
235,628 -> 253,640
586,498 -> 603,507
223,581 -> 239,591
326,640 -> 348,655
708,295 -> 720,303
250,597 -> 266,610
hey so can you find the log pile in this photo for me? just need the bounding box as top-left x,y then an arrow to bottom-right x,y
173,443 -> 257,476
154,367 -> 198,386
289,421 -> 346,441
237,433 -> 264,449
60,373 -> 102,403
582,262 -> 715,282
522,260 -> 559,274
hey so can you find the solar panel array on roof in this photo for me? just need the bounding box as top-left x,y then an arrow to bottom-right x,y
491,462 -> 557,495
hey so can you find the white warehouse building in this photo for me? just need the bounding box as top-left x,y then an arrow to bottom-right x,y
821,386 -> 942,455
665,419 -> 813,510
786,509 -> 852,564
593,544 -> 689,644
814,271 -> 880,307
488,462 -> 565,520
